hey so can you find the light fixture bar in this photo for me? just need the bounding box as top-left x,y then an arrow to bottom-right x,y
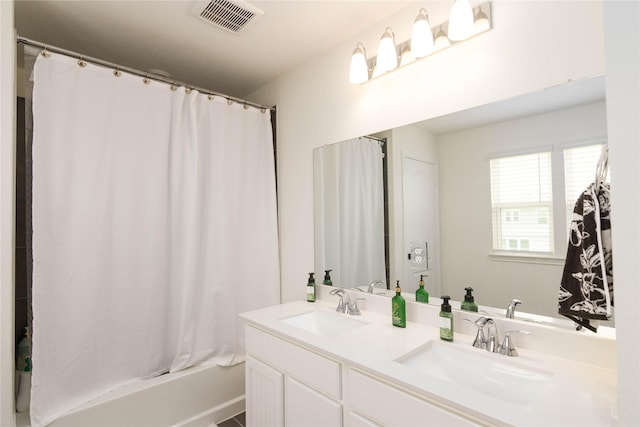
351,1 -> 492,84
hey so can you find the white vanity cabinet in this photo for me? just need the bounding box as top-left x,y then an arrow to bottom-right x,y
242,300 -> 618,427
245,325 -> 343,427
244,324 -> 483,427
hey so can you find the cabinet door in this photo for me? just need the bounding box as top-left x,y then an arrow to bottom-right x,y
246,355 -> 284,427
285,377 -> 342,427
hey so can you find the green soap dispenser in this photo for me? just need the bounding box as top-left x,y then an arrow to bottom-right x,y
323,269 -> 333,286
461,287 -> 478,312
415,275 -> 429,303
439,296 -> 454,341
392,280 -> 406,328
306,273 -> 316,302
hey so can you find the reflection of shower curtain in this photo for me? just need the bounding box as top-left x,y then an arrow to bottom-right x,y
30,53 -> 279,426
339,139 -> 386,286
316,138 -> 385,287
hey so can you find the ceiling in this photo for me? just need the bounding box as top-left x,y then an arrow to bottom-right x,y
15,1 -> 606,132
416,74 -> 607,134
15,0 -> 413,99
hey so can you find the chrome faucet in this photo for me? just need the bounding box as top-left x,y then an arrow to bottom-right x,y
467,317 -> 489,350
468,316 -> 529,357
466,316 -> 498,352
367,280 -> 385,293
484,318 -> 499,353
330,289 -> 361,316
506,299 -> 521,319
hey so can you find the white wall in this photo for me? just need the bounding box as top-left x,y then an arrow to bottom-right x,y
0,0 -> 16,425
603,1 -> 640,424
438,101 -> 607,318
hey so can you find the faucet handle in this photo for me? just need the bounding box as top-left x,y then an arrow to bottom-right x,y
499,330 -> 530,357
483,319 -> 499,353
330,289 -> 347,313
347,299 -> 363,316
345,291 -> 364,316
465,318 -> 488,349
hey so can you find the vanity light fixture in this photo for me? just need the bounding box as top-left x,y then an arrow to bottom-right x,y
376,27 -> 398,72
410,8 -> 434,58
348,2 -> 491,84
448,0 -> 475,41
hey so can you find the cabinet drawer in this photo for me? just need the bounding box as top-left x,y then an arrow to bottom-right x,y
348,369 -> 481,426
246,326 -> 341,399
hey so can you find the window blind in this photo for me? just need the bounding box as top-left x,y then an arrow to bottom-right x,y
490,152 -> 553,253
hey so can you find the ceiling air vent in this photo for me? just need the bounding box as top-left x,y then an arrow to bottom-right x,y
191,0 -> 263,34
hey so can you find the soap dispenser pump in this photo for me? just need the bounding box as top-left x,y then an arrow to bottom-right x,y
461,287 -> 478,312
439,296 -> 454,341
392,280 -> 406,328
323,269 -> 333,286
307,272 -> 316,302
415,275 -> 429,303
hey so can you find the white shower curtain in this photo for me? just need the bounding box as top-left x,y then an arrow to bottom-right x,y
315,138 -> 385,287
30,53 -> 279,426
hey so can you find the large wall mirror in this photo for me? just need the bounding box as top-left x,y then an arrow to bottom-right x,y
314,75 -> 614,331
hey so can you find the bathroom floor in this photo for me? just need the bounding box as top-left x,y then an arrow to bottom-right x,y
218,412 -> 246,427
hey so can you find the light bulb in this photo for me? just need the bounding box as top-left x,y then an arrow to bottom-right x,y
371,63 -> 385,79
376,27 -> 398,72
434,27 -> 450,50
474,7 -> 490,33
400,46 -> 415,67
410,9 -> 434,58
349,43 -> 369,84
448,0 -> 474,41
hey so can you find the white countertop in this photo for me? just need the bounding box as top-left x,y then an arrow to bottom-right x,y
240,299 -> 618,426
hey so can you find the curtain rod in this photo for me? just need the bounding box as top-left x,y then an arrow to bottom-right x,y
17,35 -> 275,113
363,135 -> 386,145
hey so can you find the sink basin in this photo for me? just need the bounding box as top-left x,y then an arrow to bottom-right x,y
280,310 -> 369,337
395,341 -> 554,405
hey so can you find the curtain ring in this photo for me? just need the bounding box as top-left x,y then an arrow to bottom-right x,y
243,102 -> 249,110
185,87 -> 192,94
113,67 -> 122,77
143,74 -> 150,85
227,99 -> 233,106
77,57 -> 87,68
260,108 -> 266,114
41,47 -> 50,57
207,95 -> 214,101
170,81 -> 177,91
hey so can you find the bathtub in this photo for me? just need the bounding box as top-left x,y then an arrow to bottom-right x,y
18,363 -> 245,427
